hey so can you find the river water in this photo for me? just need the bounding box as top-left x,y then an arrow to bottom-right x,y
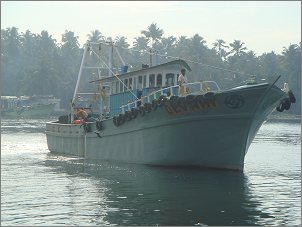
1,117 -> 301,226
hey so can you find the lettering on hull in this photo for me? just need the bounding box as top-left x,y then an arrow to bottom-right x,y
164,94 -> 217,116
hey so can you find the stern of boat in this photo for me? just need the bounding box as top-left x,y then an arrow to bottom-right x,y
46,121 -> 97,157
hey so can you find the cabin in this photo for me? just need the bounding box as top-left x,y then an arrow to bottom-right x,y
94,60 -> 192,116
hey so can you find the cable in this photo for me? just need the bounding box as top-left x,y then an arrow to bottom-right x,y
118,45 -> 255,77
90,48 -> 138,100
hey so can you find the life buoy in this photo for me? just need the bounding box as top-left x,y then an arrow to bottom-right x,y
205,92 -> 216,106
125,110 -> 132,121
195,95 -> 206,109
276,102 -> 285,112
288,90 -> 296,103
118,113 -> 125,124
144,103 -> 152,113
96,120 -> 103,130
204,92 -> 215,100
283,98 -> 291,110
164,99 -> 177,115
158,95 -> 167,107
73,119 -> 81,124
139,106 -> 145,116
151,99 -> 158,111
131,108 -> 138,119
113,116 -> 120,126
185,95 -> 198,111
168,96 -> 178,109
170,95 -> 178,103
176,97 -> 188,111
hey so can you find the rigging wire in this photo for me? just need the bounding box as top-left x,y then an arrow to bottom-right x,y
116,44 -> 255,77
87,41 -> 254,101
90,47 -> 138,100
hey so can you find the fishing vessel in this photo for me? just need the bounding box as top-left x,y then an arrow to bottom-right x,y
46,41 -> 295,171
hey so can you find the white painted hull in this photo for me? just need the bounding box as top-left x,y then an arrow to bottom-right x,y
46,84 -> 287,171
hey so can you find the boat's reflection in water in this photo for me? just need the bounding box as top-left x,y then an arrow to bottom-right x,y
45,154 -> 271,226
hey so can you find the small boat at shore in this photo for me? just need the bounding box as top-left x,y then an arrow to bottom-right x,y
46,42 -> 296,171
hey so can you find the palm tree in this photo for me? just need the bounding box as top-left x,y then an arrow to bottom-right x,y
1,27 -> 22,95
2,27 -> 21,57
114,36 -> 130,65
281,44 -> 301,82
282,44 -> 300,65
20,31 -> 37,70
177,36 -> 190,48
62,30 -> 79,48
21,30 -> 36,47
40,30 -> 57,44
114,36 -> 130,49
175,36 -> 191,58
213,39 -> 229,60
259,51 -> 280,76
133,36 -> 149,52
60,30 -> 80,62
229,40 -> 247,56
161,36 -> 176,49
141,23 -> 164,48
157,36 -> 177,57
87,29 -> 104,43
190,34 -> 206,48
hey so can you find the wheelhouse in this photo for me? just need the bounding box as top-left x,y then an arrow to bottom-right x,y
94,60 -> 192,116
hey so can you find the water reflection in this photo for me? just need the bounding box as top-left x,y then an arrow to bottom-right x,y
44,156 -> 269,226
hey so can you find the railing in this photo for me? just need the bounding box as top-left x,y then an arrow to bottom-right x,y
120,81 -> 220,113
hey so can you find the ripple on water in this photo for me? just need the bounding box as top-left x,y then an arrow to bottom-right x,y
1,118 -> 301,226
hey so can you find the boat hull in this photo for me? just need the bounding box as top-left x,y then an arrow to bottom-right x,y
46,84 -> 287,171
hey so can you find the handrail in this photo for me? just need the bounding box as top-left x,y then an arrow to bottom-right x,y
119,81 -> 220,113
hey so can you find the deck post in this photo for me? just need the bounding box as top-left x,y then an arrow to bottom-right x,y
70,43 -> 89,123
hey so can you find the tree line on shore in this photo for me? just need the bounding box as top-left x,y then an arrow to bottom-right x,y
1,23 -> 300,113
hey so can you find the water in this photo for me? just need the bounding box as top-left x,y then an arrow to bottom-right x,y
1,117 -> 301,226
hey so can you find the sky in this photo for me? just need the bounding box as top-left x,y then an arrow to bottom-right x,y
1,1 -> 301,55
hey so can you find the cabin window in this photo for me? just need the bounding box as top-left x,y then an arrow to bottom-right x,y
166,73 -> 175,86
156,74 -> 162,87
120,81 -> 123,92
124,79 -> 128,91
143,75 -> 147,88
129,78 -> 133,90
133,77 -> 137,90
111,82 -> 115,94
138,76 -> 143,89
149,74 -> 155,87
116,81 -> 119,93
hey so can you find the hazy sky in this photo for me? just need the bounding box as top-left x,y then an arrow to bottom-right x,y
1,1 -> 300,55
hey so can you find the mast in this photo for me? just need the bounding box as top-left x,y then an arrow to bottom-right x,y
70,43 -> 89,123
149,48 -> 152,67
108,40 -> 113,77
